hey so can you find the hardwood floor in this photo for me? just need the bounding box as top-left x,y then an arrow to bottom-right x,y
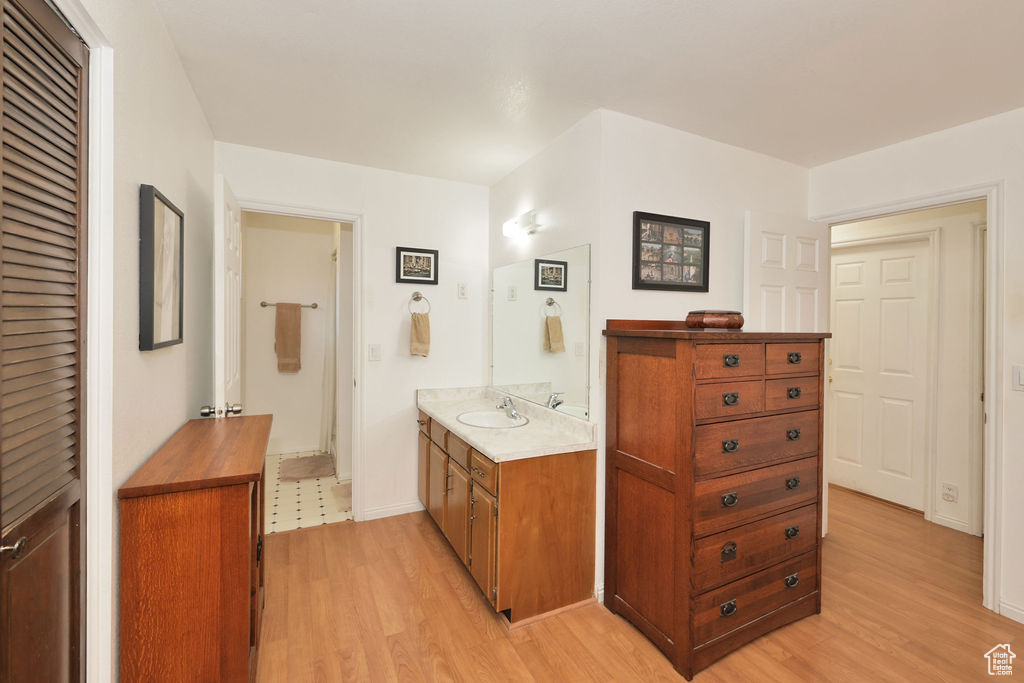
257,486 -> 1023,681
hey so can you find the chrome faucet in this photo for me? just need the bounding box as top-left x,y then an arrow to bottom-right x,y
497,395 -> 520,419
546,392 -> 564,409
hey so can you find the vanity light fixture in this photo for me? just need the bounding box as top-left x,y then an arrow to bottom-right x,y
502,210 -> 538,238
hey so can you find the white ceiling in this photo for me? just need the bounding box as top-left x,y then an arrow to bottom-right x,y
154,0 -> 1024,185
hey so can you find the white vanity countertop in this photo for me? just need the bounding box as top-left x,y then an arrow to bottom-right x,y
416,387 -> 597,463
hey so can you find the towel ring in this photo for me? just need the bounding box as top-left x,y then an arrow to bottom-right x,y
542,297 -> 562,317
409,291 -> 431,314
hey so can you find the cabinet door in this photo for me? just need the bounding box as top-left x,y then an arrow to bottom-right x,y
470,483 -> 498,606
444,460 -> 471,565
418,431 -> 430,509
427,443 -> 447,528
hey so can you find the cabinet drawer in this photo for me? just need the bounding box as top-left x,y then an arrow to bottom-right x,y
765,342 -> 819,375
430,420 -> 448,450
418,410 -> 430,435
765,377 -> 818,411
694,411 -> 819,478
447,433 -> 471,469
693,457 -> 818,536
470,450 -> 498,495
695,380 -> 764,420
691,504 -> 817,592
693,550 -> 817,646
695,344 -> 764,379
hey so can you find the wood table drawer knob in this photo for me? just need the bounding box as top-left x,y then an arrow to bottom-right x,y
721,492 -> 739,508
784,573 -> 800,589
720,600 -> 738,617
785,525 -> 800,539
722,392 -> 740,406
721,541 -> 737,562
785,477 -> 801,490
786,428 -> 801,441
723,354 -> 740,367
787,387 -> 802,399
722,439 -> 740,453
788,352 -> 803,364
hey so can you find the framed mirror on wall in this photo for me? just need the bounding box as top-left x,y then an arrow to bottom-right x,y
492,244 -> 591,419
139,184 -> 184,350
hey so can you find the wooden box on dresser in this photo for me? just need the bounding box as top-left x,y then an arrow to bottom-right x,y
119,415 -> 272,683
603,321 -> 830,680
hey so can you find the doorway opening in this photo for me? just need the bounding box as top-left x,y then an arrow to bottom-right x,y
239,211 -> 355,532
827,199 -> 986,537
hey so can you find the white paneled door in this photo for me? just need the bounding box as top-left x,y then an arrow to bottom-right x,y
743,211 -> 829,332
214,175 -> 243,411
829,239 -> 930,510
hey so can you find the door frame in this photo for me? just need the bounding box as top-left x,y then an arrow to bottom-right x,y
813,182 -> 1004,613
235,198 -> 366,521
829,229 -> 941,521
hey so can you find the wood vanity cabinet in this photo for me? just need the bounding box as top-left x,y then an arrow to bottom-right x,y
119,415 -> 272,683
415,412 -> 596,623
604,322 -> 829,680
417,411 -> 430,509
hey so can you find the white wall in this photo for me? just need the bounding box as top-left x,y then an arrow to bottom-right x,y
71,0 -> 216,678
809,106 -> 1024,622
489,109 -> 810,600
832,201 -> 986,534
216,142 -> 490,519
241,212 -> 335,454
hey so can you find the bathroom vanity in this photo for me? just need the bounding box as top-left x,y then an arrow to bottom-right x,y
416,388 -> 597,625
603,322 -> 829,680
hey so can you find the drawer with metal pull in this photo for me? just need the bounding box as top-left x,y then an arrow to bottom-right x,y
765,342 -> 820,375
469,449 -> 498,495
765,376 -> 819,411
692,550 -> 818,646
694,344 -> 765,379
695,380 -> 765,420
417,410 -> 430,436
691,504 -> 817,592
447,432 -> 471,469
694,411 -> 819,478
692,457 -> 818,536
430,419 -> 448,451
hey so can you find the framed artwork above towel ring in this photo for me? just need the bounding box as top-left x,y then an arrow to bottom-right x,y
396,246 -> 439,285
534,258 -> 567,291
139,184 -> 184,350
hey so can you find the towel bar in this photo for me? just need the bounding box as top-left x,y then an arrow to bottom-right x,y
409,291 -> 431,314
543,297 -> 562,317
260,301 -> 319,309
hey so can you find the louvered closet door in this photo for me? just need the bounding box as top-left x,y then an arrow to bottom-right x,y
0,0 -> 87,680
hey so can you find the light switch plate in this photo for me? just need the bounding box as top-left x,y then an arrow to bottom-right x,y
457,282 -> 468,299
368,344 -> 382,362
1014,365 -> 1024,392
575,342 -> 585,357
507,286 -> 518,301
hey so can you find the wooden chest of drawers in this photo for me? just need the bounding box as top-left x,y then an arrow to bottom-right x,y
604,322 -> 829,679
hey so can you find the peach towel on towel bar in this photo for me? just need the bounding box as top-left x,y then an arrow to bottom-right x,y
544,315 -> 565,353
410,312 -> 430,357
275,303 -> 302,372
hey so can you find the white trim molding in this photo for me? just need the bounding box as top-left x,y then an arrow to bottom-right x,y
814,182 -> 1005,615
362,500 -> 425,521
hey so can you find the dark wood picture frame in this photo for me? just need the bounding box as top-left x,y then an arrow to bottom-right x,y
139,184 -> 184,350
396,246 -> 439,285
632,211 -> 710,292
534,258 -> 568,291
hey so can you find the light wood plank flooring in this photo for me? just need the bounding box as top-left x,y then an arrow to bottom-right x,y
257,486 -> 1023,681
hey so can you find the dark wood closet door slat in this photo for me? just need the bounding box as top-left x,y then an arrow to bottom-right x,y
0,423 -> 74,468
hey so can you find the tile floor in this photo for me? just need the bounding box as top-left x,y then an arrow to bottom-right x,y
265,451 -> 353,533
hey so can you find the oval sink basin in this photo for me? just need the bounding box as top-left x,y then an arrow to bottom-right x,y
457,410 -> 529,429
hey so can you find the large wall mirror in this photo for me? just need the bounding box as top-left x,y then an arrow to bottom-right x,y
492,244 -> 591,419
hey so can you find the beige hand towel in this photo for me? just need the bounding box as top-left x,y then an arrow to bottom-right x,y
411,312 -> 430,357
544,315 -> 565,353
274,303 -> 302,373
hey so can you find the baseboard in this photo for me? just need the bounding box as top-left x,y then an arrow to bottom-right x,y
596,584 -> 605,604
932,513 -> 972,535
999,600 -> 1024,625
362,500 -> 424,521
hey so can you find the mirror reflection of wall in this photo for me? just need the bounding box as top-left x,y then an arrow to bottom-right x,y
492,244 -> 590,419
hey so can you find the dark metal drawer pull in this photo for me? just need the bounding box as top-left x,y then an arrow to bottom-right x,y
722,392 -> 739,406
722,439 -> 739,453
785,525 -> 800,539
784,573 -> 800,589
721,492 -> 739,508
723,354 -> 740,367
787,428 -> 801,441
786,477 -> 801,490
721,541 -> 737,562
720,600 -> 738,617
787,387 -> 802,399
788,352 -> 802,364
416,419 -> 427,426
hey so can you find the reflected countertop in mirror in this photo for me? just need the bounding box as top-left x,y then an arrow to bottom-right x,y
491,244 -> 591,419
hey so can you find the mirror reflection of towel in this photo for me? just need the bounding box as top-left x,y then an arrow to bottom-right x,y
411,312 -> 430,357
544,315 -> 565,353
275,303 -> 302,373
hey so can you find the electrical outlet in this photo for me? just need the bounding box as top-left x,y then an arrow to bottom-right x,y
1013,365 -> 1024,392
941,483 -> 958,503
506,286 -> 518,301
368,344 -> 382,362
457,282 -> 468,299
575,342 -> 585,357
